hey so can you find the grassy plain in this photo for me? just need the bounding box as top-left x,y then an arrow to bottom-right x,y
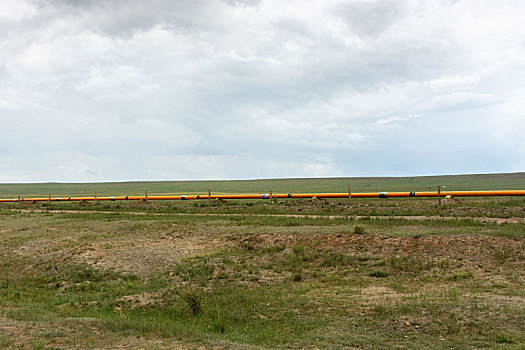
1,172 -> 524,197
0,175 -> 524,349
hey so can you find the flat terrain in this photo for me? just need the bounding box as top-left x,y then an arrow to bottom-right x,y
1,172 -> 524,197
1,175 -> 524,349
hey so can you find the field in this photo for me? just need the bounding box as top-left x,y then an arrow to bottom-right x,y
1,172 -> 525,197
0,174 -> 524,349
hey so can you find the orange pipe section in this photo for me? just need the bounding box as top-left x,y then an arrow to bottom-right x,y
1,190 -> 524,203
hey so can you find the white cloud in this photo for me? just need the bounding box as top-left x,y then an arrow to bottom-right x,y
0,0 -> 524,182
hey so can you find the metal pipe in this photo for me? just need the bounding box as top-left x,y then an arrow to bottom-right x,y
1,190 -> 524,203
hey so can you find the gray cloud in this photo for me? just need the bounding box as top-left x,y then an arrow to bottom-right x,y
335,0 -> 404,38
0,0 -> 524,182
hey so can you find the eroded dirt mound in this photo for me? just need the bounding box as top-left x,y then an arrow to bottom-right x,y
14,229 -> 233,276
76,233 -> 219,275
235,232 -> 524,265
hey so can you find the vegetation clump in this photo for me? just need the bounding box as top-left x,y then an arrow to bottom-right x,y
354,225 -> 366,234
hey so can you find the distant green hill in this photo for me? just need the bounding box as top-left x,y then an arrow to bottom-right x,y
0,172 -> 524,197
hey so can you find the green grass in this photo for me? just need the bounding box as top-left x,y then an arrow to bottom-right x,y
1,172 -> 524,197
3,239 -> 523,348
3,194 -> 525,221
0,195 -> 524,348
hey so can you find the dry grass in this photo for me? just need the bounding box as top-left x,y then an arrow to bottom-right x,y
0,199 -> 524,349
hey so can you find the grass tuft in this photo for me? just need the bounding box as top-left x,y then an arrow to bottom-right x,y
353,225 -> 366,234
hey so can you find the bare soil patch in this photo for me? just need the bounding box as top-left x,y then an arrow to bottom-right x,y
8,207 -> 525,223
235,232 -> 524,267
12,224 -> 233,276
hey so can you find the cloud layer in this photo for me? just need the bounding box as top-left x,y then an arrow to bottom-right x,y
1,0 -> 524,182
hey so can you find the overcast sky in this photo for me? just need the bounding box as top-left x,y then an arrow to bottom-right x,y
1,0 -> 524,182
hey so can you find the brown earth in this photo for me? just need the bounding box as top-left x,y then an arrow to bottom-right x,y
7,208 -> 525,224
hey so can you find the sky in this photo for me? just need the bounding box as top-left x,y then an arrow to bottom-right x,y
1,0 -> 524,182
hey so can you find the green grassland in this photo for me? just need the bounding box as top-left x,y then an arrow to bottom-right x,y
0,175 -> 524,349
1,172 -> 524,197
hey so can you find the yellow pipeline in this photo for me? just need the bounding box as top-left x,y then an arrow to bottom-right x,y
1,190 -> 525,203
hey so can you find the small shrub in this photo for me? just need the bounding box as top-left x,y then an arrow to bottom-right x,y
292,245 -> 305,255
181,287 -> 202,316
437,260 -> 450,270
451,270 -> 473,280
0,279 -> 8,289
368,270 -> 389,278
322,252 -> 353,267
371,260 -> 386,267
356,254 -> 374,262
211,318 -> 226,333
389,281 -> 405,292
122,273 -> 139,281
242,242 -> 255,251
388,255 -> 433,273
494,247 -> 511,264
292,272 -> 303,282
494,335 -> 515,344
354,225 -> 366,235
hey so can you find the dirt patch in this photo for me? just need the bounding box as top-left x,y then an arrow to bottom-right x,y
115,290 -> 164,308
0,316 -> 193,349
360,286 -> 400,300
7,208 -> 525,223
478,294 -> 525,309
77,230 -> 233,275
12,227 -> 233,276
238,234 -> 288,250
234,232 -> 524,267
